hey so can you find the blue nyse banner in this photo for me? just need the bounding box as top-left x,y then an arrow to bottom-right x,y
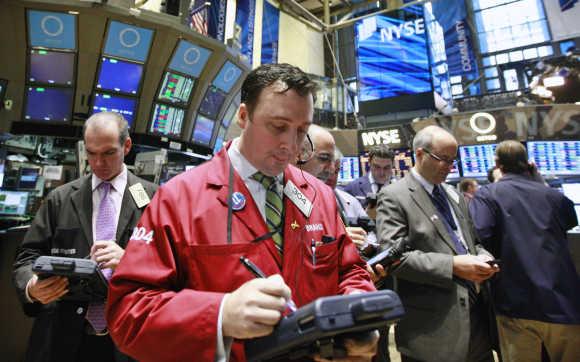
169,40 -> 212,78
208,0 -> 227,41
28,10 -> 76,50
261,1 -> 279,64
213,61 -> 243,93
235,0 -> 256,64
355,8 -> 431,102
104,21 -> 154,63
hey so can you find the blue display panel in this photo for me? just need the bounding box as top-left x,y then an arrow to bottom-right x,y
168,40 -> 212,78
213,126 -> 227,154
459,144 -> 497,178
28,49 -> 75,86
192,114 -> 216,146
104,21 -> 154,63
149,104 -> 184,137
24,87 -> 73,122
27,10 -> 76,50
91,93 -> 138,126
355,8 -> 431,102
527,141 -> 580,175
0,190 -> 29,216
221,102 -> 238,129
18,168 -> 40,190
212,61 -> 243,93
199,86 -> 227,119
158,72 -> 195,106
337,156 -> 361,183
96,57 -> 143,95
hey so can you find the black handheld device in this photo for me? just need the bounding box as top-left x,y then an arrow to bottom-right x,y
486,259 -> 501,267
32,256 -> 108,302
366,237 -> 410,270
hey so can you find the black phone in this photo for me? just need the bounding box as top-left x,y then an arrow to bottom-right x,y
486,259 -> 501,266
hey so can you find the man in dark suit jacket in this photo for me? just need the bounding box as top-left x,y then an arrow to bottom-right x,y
13,112 -> 158,362
375,125 -> 499,362
469,140 -> 580,362
343,144 -> 395,208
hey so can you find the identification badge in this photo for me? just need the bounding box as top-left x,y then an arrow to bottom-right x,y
129,183 -> 151,208
284,180 -> 312,218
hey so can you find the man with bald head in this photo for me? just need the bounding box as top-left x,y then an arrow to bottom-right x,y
375,125 -> 499,362
13,112 -> 157,362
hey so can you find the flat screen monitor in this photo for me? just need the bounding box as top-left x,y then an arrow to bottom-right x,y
28,49 -> 75,86
192,114 -> 215,146
91,92 -> 137,126
18,167 -> 40,190
527,141 -> 580,175
199,86 -> 227,119
338,156 -> 361,184
459,144 -> 498,178
562,183 -> 580,204
213,127 -> 227,154
212,61 -> 243,93
221,102 -> 238,129
149,103 -> 185,137
24,86 -> 73,123
0,190 -> 29,216
158,71 -> 195,106
394,149 -> 413,179
96,57 -> 143,95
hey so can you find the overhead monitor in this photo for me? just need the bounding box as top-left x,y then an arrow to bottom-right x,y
168,40 -> 212,78
24,86 -> 73,123
27,10 -> 76,50
158,71 -> 195,106
28,49 -> 75,86
91,92 -> 138,126
459,144 -> 498,178
337,156 -> 361,184
0,190 -> 29,216
213,126 -> 227,154
199,86 -> 227,119
191,114 -> 215,146
212,61 -> 243,93
18,167 -> 40,190
149,103 -> 185,137
527,141 -> 580,175
96,57 -> 143,95
103,21 -> 154,63
221,102 -> 238,129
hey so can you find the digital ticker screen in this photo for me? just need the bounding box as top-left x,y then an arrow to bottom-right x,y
355,6 -> 431,102
459,144 -> 497,178
150,104 -> 184,137
96,57 -> 143,95
527,141 -> 580,175
338,157 -> 361,183
92,93 -> 137,126
29,49 -> 75,86
158,72 -> 195,105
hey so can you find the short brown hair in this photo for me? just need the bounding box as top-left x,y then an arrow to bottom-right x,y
495,140 -> 528,174
369,144 -> 394,162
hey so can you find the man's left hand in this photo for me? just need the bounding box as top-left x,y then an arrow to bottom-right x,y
314,330 -> 379,362
91,240 -> 124,269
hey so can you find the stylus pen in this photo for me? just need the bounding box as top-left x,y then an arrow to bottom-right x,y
239,256 -> 297,312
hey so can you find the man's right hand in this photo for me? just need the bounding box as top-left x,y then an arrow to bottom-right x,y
452,254 -> 498,283
28,274 -> 69,304
222,274 -> 291,339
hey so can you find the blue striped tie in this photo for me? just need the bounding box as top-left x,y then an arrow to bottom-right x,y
252,172 -> 283,254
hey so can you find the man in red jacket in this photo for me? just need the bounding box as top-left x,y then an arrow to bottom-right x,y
106,63 -> 377,361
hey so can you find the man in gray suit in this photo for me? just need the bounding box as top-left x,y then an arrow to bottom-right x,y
375,125 -> 498,362
13,112 -> 157,362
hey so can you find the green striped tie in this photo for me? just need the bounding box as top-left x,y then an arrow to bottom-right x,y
252,172 -> 283,254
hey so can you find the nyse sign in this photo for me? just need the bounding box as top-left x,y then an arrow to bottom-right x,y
360,129 -> 402,148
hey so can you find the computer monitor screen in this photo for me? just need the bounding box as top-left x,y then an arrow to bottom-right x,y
91,92 -> 137,126
24,86 -> 73,122
562,183 -> 580,204
158,71 -> 195,106
28,49 -> 75,86
199,86 -> 227,119
527,141 -> 580,175
149,103 -> 185,137
459,144 -> 498,178
394,149 -> 413,179
338,156 -> 361,184
96,57 -> 143,95
0,190 -> 29,216
221,102 -> 238,129
212,61 -> 243,93
18,168 -> 40,190
213,127 -> 227,154
192,114 -> 215,146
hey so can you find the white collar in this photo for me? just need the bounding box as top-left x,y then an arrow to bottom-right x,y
411,167 -> 437,195
91,164 -> 127,192
227,138 -> 283,183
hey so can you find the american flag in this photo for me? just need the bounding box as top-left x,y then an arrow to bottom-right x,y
189,0 -> 209,35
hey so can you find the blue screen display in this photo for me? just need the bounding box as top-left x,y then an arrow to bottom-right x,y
96,57 -> 143,95
104,21 -> 154,63
192,114 -> 215,146
212,61 -> 243,93
338,157 -> 361,183
29,49 -> 75,86
459,144 -> 497,178
168,40 -> 212,78
0,190 -> 29,216
92,93 -> 137,126
18,168 -> 40,190
355,8 -> 431,102
150,104 -> 184,137
28,10 -> 76,50
199,86 -> 226,119
527,141 -> 580,175
25,87 -> 73,122
213,127 -> 227,154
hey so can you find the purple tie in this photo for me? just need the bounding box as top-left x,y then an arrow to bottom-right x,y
86,182 -> 116,333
